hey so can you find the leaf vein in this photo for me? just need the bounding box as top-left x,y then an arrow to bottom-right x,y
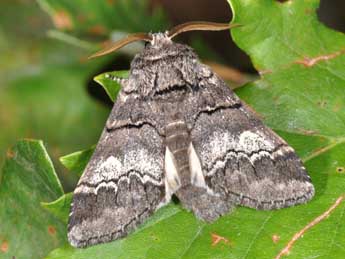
179,223 -> 206,259
242,212 -> 273,259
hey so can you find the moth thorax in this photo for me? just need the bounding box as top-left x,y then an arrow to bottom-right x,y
150,32 -> 172,48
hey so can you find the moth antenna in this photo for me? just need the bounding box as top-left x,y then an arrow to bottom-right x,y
168,21 -> 241,39
88,33 -> 152,59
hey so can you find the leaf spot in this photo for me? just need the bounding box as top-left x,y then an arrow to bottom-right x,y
211,233 -> 230,247
304,8 -> 314,15
107,0 -> 115,5
297,128 -> 319,136
0,240 -> 8,253
272,234 -> 280,244
52,10 -> 73,30
150,233 -> 160,242
6,149 -> 15,158
88,25 -> 107,35
317,100 -> 327,108
295,50 -> 345,67
48,225 -> 56,235
336,167 -> 345,174
333,102 -> 342,112
77,14 -> 87,23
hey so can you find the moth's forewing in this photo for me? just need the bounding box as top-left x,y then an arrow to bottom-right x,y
190,71 -> 314,210
68,124 -> 166,248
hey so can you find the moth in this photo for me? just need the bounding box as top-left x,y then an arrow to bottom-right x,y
68,21 -> 315,248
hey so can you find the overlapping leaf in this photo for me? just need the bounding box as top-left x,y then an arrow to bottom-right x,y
0,140 -> 66,259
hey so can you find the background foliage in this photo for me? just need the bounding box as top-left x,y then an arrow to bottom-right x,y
0,0 -> 344,258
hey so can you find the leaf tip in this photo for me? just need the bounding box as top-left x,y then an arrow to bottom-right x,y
93,74 -> 103,84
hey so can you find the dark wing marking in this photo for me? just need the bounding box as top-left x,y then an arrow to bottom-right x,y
190,72 -> 314,211
68,121 -> 165,248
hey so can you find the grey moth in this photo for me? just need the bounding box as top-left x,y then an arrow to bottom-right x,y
68,22 -> 314,248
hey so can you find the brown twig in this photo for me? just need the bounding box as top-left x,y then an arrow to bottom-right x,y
204,61 -> 256,87
275,195 -> 344,259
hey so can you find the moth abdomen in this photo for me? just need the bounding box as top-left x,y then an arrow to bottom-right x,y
165,119 -> 191,186
164,118 -> 229,221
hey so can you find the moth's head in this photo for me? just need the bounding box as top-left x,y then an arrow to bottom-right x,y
135,31 -> 193,62
88,21 -> 240,59
88,21 -> 240,95
149,32 -> 171,48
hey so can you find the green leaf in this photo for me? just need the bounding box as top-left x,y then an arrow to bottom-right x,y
37,0 -> 168,37
59,146 -> 95,177
94,71 -> 128,102
47,1 -> 345,258
0,140 -> 66,259
42,193 -> 73,225
230,0 -> 345,137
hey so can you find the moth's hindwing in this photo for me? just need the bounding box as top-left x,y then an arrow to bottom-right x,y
191,91 -> 315,210
68,123 -> 165,248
